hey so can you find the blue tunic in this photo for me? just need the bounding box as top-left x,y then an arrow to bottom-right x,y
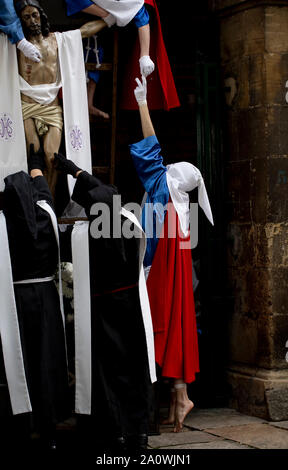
130,135 -> 169,267
0,0 -> 24,44
65,0 -> 149,27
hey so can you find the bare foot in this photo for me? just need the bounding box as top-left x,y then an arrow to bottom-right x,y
161,403 -> 176,425
89,106 -> 110,119
173,399 -> 194,433
161,416 -> 175,425
161,389 -> 176,425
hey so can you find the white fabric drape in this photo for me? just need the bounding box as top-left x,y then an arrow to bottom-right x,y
0,34 -> 27,190
55,30 -> 92,196
92,0 -> 144,26
19,74 -> 62,106
71,221 -> 92,415
0,211 -> 31,415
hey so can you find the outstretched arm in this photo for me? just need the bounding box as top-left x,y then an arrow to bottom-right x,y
80,19 -> 107,38
134,76 -> 155,138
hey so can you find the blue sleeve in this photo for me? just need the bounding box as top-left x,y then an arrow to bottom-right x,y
130,135 -> 167,195
0,0 -> 24,44
133,5 -> 149,28
65,0 -> 94,16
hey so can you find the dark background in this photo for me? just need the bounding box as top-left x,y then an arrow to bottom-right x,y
5,0 -> 229,409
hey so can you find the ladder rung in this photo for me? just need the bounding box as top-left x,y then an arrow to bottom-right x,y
92,166 -> 110,174
85,63 -> 113,71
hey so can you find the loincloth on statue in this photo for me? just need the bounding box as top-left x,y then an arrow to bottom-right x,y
21,101 -> 63,136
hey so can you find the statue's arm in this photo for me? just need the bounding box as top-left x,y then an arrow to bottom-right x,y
80,19 -> 107,38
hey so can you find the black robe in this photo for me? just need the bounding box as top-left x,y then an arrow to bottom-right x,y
3,171 -> 69,429
72,171 -> 151,442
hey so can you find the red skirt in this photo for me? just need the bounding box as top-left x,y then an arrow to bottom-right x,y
120,0 -> 180,111
146,203 -> 199,383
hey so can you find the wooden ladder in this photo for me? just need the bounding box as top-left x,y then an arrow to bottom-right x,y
86,29 -> 118,185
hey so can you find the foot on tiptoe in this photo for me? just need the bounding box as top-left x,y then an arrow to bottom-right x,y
173,399 -> 194,433
161,388 -> 176,425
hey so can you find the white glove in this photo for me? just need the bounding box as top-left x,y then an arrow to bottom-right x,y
17,38 -> 42,62
134,75 -> 147,106
103,13 -> 116,27
139,55 -> 155,77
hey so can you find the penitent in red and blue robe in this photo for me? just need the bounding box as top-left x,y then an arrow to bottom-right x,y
130,135 -> 199,383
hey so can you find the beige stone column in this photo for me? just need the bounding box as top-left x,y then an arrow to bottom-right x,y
213,0 -> 288,420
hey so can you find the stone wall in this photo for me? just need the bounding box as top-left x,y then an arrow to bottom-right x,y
215,0 -> 288,419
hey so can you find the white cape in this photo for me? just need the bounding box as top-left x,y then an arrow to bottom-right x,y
55,30 -> 92,195
72,208 -> 156,415
0,212 -> 31,415
0,34 -> 27,191
92,0 -> 144,26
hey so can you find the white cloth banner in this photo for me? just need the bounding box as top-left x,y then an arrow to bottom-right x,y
55,30 -> 92,196
0,211 -> 31,415
0,34 -> 27,191
121,207 -> 156,384
71,209 -> 156,414
72,221 -> 92,415
92,0 -> 144,26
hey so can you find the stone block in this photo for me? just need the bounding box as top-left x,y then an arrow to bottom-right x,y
222,55 -> 265,109
213,0 -> 248,12
227,368 -> 288,420
265,6 -> 288,54
224,109 -> 240,161
250,157 -> 268,224
227,369 -> 269,419
266,225 -> 288,266
220,14 -> 244,63
161,441 -> 251,449
184,407 -> 266,430
148,430 -> 220,449
265,53 -> 288,105
220,8 -> 265,62
238,108 -> 267,160
267,106 -> 288,155
205,422 -> 288,448
228,266 -> 271,314
269,420 -> 288,430
267,158 -> 288,223
265,385 -> 288,420
226,161 -> 251,222
227,223 -> 256,267
254,225 -> 269,266
270,313 -> 288,368
228,312 -> 259,365
256,315 -> 274,369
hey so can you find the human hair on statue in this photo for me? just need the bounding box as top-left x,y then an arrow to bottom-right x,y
15,0 -> 50,37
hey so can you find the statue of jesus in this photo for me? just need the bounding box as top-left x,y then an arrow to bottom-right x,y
16,0 -> 106,195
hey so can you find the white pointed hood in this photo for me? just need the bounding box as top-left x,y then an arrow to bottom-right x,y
166,162 -> 214,237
